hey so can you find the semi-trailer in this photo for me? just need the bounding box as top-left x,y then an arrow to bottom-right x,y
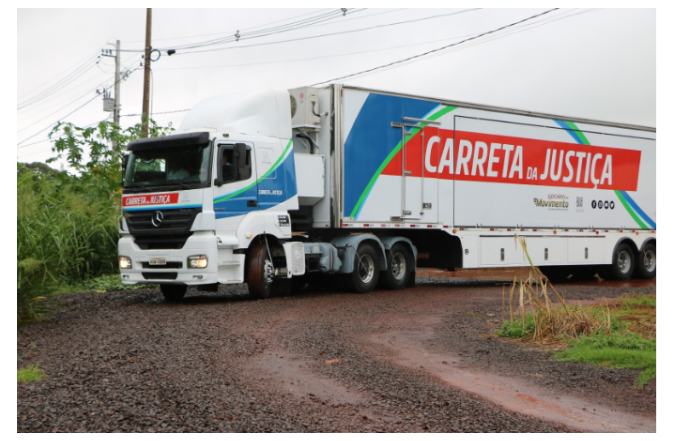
118,84 -> 656,301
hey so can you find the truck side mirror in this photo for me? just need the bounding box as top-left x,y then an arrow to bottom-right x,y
121,154 -> 129,185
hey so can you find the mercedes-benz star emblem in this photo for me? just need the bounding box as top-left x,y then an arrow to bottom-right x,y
151,210 -> 164,227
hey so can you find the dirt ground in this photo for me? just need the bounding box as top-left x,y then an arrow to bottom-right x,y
17,269 -> 656,433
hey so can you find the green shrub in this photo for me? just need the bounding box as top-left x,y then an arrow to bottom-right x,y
17,363 -> 46,383
17,171 -> 119,324
17,119 -> 174,325
556,332 -> 656,387
496,314 -> 536,339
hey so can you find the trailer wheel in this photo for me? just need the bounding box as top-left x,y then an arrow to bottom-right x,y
160,284 -> 187,302
380,244 -> 414,290
635,242 -> 656,279
248,244 -> 274,299
607,243 -> 635,281
343,243 -> 380,293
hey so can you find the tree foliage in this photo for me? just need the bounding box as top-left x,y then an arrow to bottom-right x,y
47,119 -> 174,200
17,119 -> 174,325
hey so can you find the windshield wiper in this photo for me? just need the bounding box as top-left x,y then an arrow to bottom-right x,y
125,182 -> 153,192
165,180 -> 191,190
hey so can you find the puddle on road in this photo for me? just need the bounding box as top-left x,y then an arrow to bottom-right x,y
367,331 -> 655,433
250,350 -> 364,405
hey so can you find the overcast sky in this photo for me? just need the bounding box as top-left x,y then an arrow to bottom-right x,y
16,6 -> 657,167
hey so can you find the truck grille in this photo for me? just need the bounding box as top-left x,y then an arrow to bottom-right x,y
142,272 -> 178,280
134,235 -> 192,250
141,261 -> 183,269
125,207 -> 201,250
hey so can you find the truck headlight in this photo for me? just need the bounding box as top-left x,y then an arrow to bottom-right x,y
188,255 -> 208,268
119,256 -> 132,270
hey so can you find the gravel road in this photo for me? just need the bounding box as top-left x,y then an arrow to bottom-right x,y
17,276 -> 656,433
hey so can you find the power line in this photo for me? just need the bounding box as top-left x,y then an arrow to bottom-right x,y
172,9 -> 481,56
18,59 -> 141,132
17,94 -> 100,147
17,115 -> 113,157
342,9 -> 599,82
17,50 -> 100,101
124,8 -> 348,44
312,8 -> 559,86
117,9 -> 363,53
121,109 -> 189,117
154,31 -> 483,72
17,67 -> 141,146
162,9 -> 363,52
18,54 -> 100,110
18,55 -> 142,123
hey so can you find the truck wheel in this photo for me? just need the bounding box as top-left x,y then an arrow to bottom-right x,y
380,243 -> 414,290
160,284 -> 187,302
248,244 -> 274,299
635,242 -> 656,279
343,243 -> 380,294
607,243 -> 635,281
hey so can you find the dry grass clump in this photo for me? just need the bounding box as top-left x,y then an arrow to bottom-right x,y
500,236 -> 611,345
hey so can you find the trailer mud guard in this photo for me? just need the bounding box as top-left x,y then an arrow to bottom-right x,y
379,237 -> 418,260
331,234 -> 388,274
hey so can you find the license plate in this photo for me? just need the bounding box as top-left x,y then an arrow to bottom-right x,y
149,257 -> 166,265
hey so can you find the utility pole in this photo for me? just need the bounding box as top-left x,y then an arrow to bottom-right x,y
141,8 -> 152,138
101,40 -> 122,148
113,39 -> 121,128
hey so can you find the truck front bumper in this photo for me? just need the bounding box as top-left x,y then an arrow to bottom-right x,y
118,232 -> 219,285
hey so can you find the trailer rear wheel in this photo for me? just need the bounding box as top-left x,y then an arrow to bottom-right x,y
607,243 -> 635,281
343,243 -> 380,294
160,284 -> 187,302
635,242 -> 656,279
380,244 -> 413,290
248,244 -> 274,299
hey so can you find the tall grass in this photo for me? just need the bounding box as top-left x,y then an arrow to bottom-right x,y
496,235 -> 656,387
17,171 -> 119,324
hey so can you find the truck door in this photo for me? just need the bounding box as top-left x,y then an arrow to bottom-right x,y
213,143 -> 258,228
395,118 -> 440,223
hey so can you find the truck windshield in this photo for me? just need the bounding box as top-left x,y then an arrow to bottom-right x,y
124,144 -> 211,192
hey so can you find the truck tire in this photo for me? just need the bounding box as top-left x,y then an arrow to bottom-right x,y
380,243 -> 414,290
635,242 -> 656,279
343,243 -> 380,294
607,242 -> 635,281
248,244 -> 274,299
160,284 -> 187,302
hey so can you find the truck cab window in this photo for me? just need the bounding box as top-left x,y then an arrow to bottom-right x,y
219,145 -> 251,183
123,143 -> 211,191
